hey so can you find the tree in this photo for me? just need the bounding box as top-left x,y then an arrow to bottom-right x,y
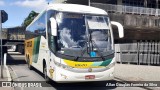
22,11 -> 39,28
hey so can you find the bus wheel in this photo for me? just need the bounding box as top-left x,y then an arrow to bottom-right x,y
27,57 -> 33,70
44,64 -> 50,83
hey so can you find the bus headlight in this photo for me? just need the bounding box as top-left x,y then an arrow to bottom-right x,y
54,60 -> 73,70
107,61 -> 116,69
61,64 -> 73,70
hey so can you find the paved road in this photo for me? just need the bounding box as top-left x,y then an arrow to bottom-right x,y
6,52 -> 153,90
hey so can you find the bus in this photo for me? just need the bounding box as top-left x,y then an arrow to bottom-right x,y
25,4 -> 124,82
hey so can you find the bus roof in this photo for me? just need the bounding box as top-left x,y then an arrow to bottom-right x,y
27,4 -> 108,29
47,4 -> 108,15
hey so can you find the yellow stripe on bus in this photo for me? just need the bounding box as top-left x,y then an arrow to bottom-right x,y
64,60 -> 96,68
25,38 -> 35,65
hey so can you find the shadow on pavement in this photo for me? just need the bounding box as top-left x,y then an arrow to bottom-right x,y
49,80 -> 117,90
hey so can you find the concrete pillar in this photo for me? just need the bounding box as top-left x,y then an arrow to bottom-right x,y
144,0 -> 147,7
156,0 -> 159,9
117,0 -> 122,5
156,0 -> 159,16
3,53 -> 7,66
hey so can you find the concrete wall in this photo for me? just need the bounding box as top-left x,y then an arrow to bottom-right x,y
109,13 -> 160,40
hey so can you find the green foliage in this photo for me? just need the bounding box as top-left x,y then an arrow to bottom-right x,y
22,11 -> 39,28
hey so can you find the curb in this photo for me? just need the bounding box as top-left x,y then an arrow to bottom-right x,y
4,65 -> 12,81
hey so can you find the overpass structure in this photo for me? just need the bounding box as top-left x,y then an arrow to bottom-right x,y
2,26 -> 25,54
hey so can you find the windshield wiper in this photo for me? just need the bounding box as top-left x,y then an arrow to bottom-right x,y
88,29 -> 105,60
74,38 -> 106,61
74,40 -> 89,61
74,15 -> 106,61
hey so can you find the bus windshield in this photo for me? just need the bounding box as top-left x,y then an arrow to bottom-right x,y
50,12 -> 113,58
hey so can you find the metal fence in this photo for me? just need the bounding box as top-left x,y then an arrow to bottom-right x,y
91,3 -> 160,16
91,3 -> 160,28
115,41 -> 160,65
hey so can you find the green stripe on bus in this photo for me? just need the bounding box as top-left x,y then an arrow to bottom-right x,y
91,59 -> 112,66
32,36 -> 41,63
100,59 -> 112,66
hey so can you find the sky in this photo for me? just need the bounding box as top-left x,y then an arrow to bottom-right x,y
0,0 -> 54,28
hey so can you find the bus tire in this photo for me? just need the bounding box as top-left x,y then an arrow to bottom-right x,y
27,56 -> 33,70
43,63 -> 50,83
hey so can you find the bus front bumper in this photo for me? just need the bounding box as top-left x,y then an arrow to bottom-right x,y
53,66 -> 114,82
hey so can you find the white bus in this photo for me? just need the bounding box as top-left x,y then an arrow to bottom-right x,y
25,4 -> 124,82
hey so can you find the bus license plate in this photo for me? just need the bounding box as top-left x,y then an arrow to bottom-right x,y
85,75 -> 95,79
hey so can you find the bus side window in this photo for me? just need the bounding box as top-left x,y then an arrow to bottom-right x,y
26,12 -> 46,39
36,12 -> 46,38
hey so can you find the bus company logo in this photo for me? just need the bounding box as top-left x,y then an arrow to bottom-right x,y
41,42 -> 46,48
88,68 -> 92,72
75,64 -> 87,67
27,41 -> 32,47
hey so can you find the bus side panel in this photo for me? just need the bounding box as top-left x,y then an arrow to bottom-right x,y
32,36 -> 41,63
25,38 -> 34,64
25,36 -> 41,65
36,36 -> 49,73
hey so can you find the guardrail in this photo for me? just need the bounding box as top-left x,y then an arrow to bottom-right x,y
91,3 -> 160,16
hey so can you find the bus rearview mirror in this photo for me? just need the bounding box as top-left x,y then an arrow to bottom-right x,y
111,21 -> 124,38
50,18 -> 57,36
